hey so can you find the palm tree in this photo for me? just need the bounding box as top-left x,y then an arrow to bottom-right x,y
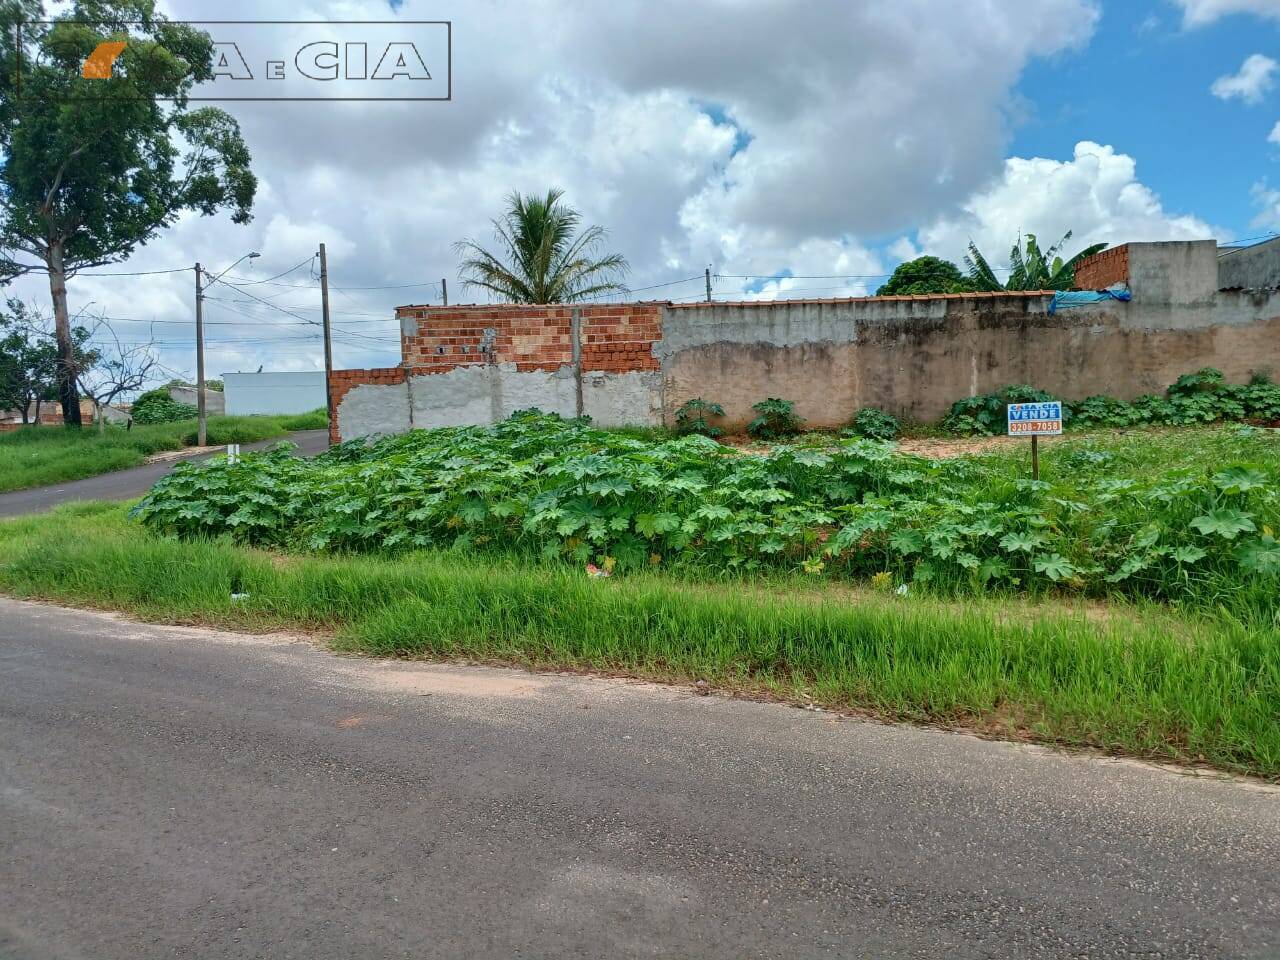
454,189 -> 630,303
964,232 -> 1107,292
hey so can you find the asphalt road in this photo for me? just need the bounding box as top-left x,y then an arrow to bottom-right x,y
0,430 -> 329,517
1,598 -> 1277,960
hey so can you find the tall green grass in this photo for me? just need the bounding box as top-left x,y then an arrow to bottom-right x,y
0,409 -> 327,493
2,503 -> 1276,779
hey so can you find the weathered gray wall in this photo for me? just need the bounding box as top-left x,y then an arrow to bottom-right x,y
659,288 -> 1280,427
1218,237 -> 1280,290
168,385 -> 225,415
334,364 -> 662,440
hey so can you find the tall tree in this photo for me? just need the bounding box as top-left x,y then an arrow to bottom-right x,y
964,232 -> 1107,292
455,189 -> 629,303
0,1 -> 257,424
876,256 -> 976,296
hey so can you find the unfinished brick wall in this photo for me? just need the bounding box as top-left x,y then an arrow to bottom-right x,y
327,367 -> 405,444
328,304 -> 666,441
1074,245 -> 1130,290
395,303 -> 662,373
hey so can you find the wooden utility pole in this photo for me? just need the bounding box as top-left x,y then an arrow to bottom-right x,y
705,267 -> 712,302
318,243 -> 334,444
441,278 -> 448,306
195,262 -> 207,446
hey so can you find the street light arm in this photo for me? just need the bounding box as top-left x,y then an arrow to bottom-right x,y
201,251 -> 261,291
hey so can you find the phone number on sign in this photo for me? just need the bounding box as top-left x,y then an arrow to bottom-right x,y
1008,421 -> 1062,434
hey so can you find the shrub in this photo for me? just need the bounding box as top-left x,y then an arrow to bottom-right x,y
747,398 -> 803,439
131,410 -> 1280,625
848,407 -> 901,440
131,389 -> 197,425
1070,395 -> 1144,429
939,369 -> 1280,435
674,398 -> 725,438
941,385 -> 1060,436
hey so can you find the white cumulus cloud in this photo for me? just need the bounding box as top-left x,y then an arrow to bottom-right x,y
1211,54 -> 1278,103
6,0 -> 1108,379
918,142 -> 1217,269
1175,0 -> 1280,26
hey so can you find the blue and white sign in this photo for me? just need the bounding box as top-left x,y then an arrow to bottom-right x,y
1007,402 -> 1063,436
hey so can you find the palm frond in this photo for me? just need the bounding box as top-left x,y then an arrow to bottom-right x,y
964,241 -> 1004,291
456,189 -> 628,303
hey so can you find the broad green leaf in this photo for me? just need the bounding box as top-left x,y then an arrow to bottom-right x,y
1212,467 -> 1269,495
1033,553 -> 1077,582
1190,509 -> 1256,540
999,530 -> 1045,553
1236,536 -> 1280,576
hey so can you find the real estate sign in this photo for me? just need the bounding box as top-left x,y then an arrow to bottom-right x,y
1007,402 -> 1063,436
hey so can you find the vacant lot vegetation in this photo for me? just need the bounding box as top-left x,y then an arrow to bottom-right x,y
0,410 -> 327,493
133,412 -> 1280,626
1,502 -> 1277,778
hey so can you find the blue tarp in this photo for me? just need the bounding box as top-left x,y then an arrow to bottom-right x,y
1049,284 -> 1132,314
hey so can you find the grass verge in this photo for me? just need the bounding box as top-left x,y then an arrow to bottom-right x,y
2,502 -> 1277,780
0,409 -> 328,493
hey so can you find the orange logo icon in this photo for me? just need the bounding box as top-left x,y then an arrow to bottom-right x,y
81,40 -> 127,79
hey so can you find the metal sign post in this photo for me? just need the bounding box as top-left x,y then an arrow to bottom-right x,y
1007,401 -> 1063,481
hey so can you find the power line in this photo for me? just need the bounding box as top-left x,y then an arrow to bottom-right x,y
219,255 -> 315,286
76,266 -> 192,277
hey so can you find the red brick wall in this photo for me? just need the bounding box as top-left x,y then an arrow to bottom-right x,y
1074,245 -> 1129,290
395,303 -> 662,373
327,367 -> 405,443
331,304 -> 665,440
581,306 -> 661,372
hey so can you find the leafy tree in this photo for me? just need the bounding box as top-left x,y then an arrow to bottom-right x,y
876,256 -> 975,295
964,232 -> 1107,292
0,298 -> 96,422
0,1 -> 257,424
0,299 -> 54,420
455,189 -> 628,303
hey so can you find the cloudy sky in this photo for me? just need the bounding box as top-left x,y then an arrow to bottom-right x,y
10,0 -> 1280,378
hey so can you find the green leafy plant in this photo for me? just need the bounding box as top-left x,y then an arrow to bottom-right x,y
941,385 -> 1059,436
848,407 -> 901,440
747,398 -> 803,440
674,398 -> 726,438
964,231 -> 1107,292
131,388 -> 197,425
942,369 -> 1280,436
131,411 -> 1280,624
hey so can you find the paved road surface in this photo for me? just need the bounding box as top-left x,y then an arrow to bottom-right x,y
0,430 -> 329,517
1,598 -> 1276,959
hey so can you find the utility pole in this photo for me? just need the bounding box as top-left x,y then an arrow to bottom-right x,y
195,262 -> 207,446
441,277 -> 448,306
705,266 -> 712,303
318,243 -> 334,444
